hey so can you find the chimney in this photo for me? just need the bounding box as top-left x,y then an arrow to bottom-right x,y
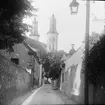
71,44 -> 74,49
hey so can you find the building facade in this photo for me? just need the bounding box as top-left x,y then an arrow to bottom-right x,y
60,43 -> 105,104
0,37 -> 47,87
60,44 -> 85,104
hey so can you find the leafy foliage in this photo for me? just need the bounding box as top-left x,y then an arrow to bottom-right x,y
89,32 -> 100,50
0,0 -> 35,22
0,0 -> 36,51
40,53 -> 51,73
41,51 -> 65,80
87,34 -> 105,88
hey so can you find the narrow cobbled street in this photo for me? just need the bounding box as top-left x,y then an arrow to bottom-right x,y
21,84 -> 76,105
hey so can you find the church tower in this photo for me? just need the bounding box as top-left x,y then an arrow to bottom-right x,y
30,17 -> 40,41
47,14 -> 58,52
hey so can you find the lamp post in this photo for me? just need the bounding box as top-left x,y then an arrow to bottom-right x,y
69,0 -> 90,104
69,0 -> 79,15
104,1 -> 105,33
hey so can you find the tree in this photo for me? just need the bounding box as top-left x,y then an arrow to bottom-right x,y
41,51 -> 65,80
82,32 -> 100,50
41,53 -> 51,72
86,33 -> 105,88
89,32 -> 100,50
0,0 -> 36,52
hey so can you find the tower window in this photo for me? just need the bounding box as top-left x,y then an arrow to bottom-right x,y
49,45 -> 51,50
53,44 -> 54,50
52,37 -> 55,43
49,37 -> 55,43
49,38 -> 52,42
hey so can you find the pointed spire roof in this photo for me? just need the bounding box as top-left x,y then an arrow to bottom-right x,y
30,17 -> 40,37
52,14 -> 55,20
47,14 -> 58,34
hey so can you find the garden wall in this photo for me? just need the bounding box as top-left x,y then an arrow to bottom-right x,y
0,54 -> 31,105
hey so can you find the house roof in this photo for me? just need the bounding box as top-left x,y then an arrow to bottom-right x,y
64,44 -> 84,71
24,37 -> 47,57
39,41 -> 47,50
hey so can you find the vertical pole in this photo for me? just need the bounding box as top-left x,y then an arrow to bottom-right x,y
39,64 -> 42,86
104,1 -> 105,34
60,72 -> 62,90
85,0 -> 90,104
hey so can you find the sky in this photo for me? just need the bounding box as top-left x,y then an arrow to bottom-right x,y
24,0 -> 105,53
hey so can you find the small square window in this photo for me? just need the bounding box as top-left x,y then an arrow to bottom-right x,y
11,58 -> 19,65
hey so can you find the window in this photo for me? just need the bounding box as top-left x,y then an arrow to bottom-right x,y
49,37 -> 52,42
68,68 -> 71,76
11,58 -> 19,65
53,44 -> 54,50
52,37 -> 55,42
49,45 -> 51,50
62,73 -> 64,83
49,37 -> 55,43
0,39 -> 6,49
65,71 -> 68,81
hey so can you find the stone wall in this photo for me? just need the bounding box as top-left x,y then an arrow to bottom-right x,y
0,54 -> 31,105
34,59 -> 40,85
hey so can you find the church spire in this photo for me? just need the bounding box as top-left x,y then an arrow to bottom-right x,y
48,14 -> 58,34
47,14 -> 59,52
30,17 -> 40,41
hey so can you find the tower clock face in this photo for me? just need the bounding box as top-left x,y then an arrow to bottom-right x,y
50,37 -> 55,43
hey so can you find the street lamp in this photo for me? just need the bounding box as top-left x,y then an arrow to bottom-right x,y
69,0 -> 79,15
69,0 -> 90,104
